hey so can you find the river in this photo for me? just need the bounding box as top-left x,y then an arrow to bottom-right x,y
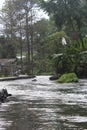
0,76 -> 87,130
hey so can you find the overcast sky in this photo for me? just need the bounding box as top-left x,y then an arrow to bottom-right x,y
0,0 -> 5,9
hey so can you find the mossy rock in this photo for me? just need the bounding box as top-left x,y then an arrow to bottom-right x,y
57,73 -> 79,83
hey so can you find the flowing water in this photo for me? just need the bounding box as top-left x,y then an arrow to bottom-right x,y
0,76 -> 87,130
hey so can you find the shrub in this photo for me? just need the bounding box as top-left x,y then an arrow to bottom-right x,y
57,73 -> 79,83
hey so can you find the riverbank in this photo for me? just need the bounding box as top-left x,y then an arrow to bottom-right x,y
0,75 -> 35,81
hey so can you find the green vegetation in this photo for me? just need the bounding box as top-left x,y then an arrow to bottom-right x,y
0,0 -> 87,77
39,0 -> 87,77
57,73 -> 79,83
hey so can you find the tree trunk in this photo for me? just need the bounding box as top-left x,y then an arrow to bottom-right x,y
25,11 -> 31,75
19,14 -> 23,74
30,10 -> 34,74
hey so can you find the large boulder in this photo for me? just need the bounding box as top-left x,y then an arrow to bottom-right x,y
49,76 -> 58,80
0,89 -> 12,102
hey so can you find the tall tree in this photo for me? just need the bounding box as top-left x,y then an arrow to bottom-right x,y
13,0 -> 39,74
1,0 -> 40,74
0,0 -> 18,58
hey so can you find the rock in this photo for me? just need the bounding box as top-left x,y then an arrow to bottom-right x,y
32,79 -> 37,81
0,89 -> 12,102
49,76 -> 58,80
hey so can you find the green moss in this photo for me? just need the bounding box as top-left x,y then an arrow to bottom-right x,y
57,73 -> 79,83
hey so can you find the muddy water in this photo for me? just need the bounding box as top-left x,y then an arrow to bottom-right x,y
0,76 -> 87,130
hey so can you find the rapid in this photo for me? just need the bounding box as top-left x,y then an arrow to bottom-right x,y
0,76 -> 87,130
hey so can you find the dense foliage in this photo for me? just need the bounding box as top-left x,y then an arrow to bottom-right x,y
0,36 -> 16,58
38,0 -> 87,77
39,0 -> 87,48
0,0 -> 87,77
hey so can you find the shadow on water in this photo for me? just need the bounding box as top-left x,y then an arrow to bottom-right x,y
0,76 -> 87,130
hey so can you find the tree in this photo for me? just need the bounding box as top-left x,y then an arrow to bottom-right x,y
32,19 -> 49,73
39,0 -> 87,49
0,0 -> 18,59
42,31 -> 68,74
13,0 -> 40,74
1,0 -> 41,74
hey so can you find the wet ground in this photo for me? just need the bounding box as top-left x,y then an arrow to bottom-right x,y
0,76 -> 87,130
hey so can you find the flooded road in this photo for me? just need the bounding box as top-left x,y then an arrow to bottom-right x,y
0,76 -> 87,130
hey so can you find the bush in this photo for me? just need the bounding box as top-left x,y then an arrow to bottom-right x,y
57,73 -> 79,83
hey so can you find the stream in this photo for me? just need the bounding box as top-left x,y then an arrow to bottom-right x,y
0,76 -> 87,130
